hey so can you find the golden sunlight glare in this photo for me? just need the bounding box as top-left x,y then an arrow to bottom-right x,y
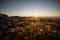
34,14 -> 38,17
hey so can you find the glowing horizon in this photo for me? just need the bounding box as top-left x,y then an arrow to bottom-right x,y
6,13 -> 60,17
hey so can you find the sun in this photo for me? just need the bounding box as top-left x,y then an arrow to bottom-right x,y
34,14 -> 38,17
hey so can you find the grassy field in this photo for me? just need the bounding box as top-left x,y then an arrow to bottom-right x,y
0,14 -> 60,40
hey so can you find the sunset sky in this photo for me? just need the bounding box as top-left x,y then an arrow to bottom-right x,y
0,0 -> 60,17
